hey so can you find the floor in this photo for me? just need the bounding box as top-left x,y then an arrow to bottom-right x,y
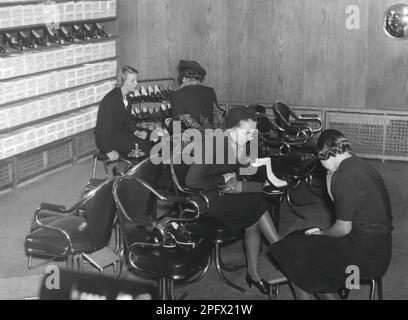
0,156 -> 407,300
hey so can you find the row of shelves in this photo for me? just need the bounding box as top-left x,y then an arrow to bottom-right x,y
0,58 -> 117,106
0,0 -> 117,30
0,79 -> 116,133
0,103 -> 100,161
0,38 -> 117,80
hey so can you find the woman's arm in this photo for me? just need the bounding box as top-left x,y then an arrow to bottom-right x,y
314,220 -> 352,238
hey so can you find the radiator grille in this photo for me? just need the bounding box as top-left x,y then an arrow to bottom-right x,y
385,118 -> 408,156
0,161 -> 12,190
76,130 -> 97,157
17,151 -> 45,179
46,141 -> 73,168
326,112 -> 385,156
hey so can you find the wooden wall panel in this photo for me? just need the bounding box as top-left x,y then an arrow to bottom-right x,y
117,0 -> 408,111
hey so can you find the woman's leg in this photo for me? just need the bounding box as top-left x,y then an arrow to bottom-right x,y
244,211 -> 281,280
244,222 -> 262,281
258,212 -> 280,244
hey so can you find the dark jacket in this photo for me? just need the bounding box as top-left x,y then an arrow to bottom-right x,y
95,87 -> 138,153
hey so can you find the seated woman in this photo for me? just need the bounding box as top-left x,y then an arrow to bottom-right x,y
185,106 -> 287,295
269,129 -> 393,300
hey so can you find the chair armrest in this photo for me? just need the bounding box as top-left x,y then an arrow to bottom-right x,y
130,177 -> 205,218
32,210 -> 74,255
40,203 -> 67,213
299,114 -> 319,118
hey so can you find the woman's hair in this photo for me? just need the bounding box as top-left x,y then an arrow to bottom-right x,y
177,69 -> 204,85
224,106 -> 257,129
316,129 -> 354,159
116,66 -> 138,87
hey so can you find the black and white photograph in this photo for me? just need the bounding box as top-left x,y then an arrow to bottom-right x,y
0,0 -> 406,305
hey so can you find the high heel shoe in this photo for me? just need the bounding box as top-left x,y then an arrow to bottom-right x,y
30,29 -> 48,47
245,274 -> 269,295
17,31 -> 35,49
44,26 -> 61,44
59,26 -> 74,43
3,32 -> 23,50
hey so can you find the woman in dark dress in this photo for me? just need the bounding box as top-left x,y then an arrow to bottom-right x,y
171,60 -> 223,130
185,106 -> 287,294
95,66 -> 152,161
269,129 -> 393,299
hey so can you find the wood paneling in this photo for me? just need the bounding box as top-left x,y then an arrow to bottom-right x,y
117,0 -> 408,111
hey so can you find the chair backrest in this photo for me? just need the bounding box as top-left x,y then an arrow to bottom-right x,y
81,178 -> 116,249
273,102 -> 292,128
113,156 -> 163,249
116,156 -> 163,222
169,153 -> 191,192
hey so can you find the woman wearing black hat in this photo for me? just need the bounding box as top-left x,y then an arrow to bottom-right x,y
185,106 -> 287,295
171,60 -> 223,130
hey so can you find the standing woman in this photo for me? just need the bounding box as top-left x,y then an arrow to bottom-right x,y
269,129 -> 393,299
171,60 -> 223,130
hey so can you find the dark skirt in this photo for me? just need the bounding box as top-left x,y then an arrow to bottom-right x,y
269,225 -> 392,293
205,191 -> 270,233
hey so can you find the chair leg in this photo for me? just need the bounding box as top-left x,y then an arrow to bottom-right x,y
377,279 -> 383,300
158,278 -> 166,300
166,279 -> 176,300
103,160 -> 109,178
286,190 -> 306,220
369,279 -> 376,300
214,244 -> 246,292
91,156 -> 98,179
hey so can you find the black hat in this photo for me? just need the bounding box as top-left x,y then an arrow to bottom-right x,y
225,106 -> 256,129
178,60 -> 207,77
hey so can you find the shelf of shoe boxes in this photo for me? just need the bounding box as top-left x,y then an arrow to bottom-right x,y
130,79 -> 175,132
0,0 -> 118,191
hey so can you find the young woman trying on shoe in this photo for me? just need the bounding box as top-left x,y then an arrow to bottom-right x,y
185,106 -> 286,295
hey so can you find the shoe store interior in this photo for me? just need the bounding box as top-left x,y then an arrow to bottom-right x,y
0,0 -> 407,301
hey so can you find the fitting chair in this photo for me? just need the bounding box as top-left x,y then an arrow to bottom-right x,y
113,155 -> 212,300
169,153 -> 247,292
272,101 -> 323,154
25,178 -> 117,275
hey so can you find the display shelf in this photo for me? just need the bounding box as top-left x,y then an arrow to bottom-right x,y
0,55 -> 118,83
0,0 -> 111,5
0,0 -> 117,192
0,75 -> 116,110
0,16 -> 117,33
0,94 -> 109,135
0,35 -> 119,60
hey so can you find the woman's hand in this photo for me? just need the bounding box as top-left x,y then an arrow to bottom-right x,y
134,130 -> 148,140
107,150 -> 119,161
222,172 -> 236,183
222,178 -> 242,193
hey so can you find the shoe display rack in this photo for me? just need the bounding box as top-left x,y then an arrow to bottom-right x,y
0,0 -> 118,192
128,77 -> 175,131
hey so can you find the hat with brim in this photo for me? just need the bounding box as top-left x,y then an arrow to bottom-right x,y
178,60 -> 206,77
